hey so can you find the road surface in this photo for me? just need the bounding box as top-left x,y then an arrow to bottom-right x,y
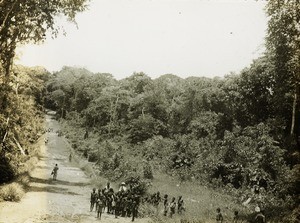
0,114 -> 148,223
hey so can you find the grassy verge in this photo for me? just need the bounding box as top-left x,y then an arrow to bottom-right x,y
60,135 -> 118,190
59,120 -> 256,222
59,119 -> 296,223
146,173 -> 251,223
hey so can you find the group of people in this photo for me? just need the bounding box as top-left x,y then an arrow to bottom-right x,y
147,192 -> 185,217
89,181 -> 265,223
48,150 -> 265,222
90,182 -> 140,221
89,182 -> 186,221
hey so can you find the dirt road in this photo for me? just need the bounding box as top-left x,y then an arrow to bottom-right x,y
0,114 -> 149,223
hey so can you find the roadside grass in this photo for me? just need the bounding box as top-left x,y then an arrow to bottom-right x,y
59,120 -> 295,223
0,133 -> 46,202
60,120 -> 254,222
61,132 -> 117,190
16,175 -> 30,187
147,173 -> 251,223
0,182 -> 25,202
61,135 -> 252,222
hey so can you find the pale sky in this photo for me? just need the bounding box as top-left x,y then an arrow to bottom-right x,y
16,0 -> 267,80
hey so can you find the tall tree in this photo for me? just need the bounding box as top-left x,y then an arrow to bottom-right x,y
266,0 -> 300,136
0,0 -> 88,97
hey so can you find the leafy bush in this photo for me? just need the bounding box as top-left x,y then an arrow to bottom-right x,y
88,152 -> 98,162
128,114 -> 167,143
125,176 -> 149,196
138,203 -> 156,218
0,151 -> 16,183
0,182 -> 25,202
17,175 -> 30,187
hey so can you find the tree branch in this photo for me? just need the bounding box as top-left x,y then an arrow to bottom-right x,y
0,0 -> 20,34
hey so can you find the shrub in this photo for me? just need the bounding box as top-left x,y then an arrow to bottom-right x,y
125,176 -> 148,196
17,157 -> 39,175
0,182 -> 25,202
0,152 -> 16,184
17,175 -> 30,187
138,203 -> 156,218
88,152 -> 98,162
143,162 -> 154,179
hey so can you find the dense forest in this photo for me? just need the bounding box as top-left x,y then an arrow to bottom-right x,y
45,54 -> 299,219
0,0 -> 299,222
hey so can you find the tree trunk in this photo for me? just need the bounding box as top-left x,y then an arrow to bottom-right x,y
290,88 -> 297,135
142,107 -> 145,118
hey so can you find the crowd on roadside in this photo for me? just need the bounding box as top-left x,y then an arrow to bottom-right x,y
89,181 -> 266,223
89,182 -> 186,221
50,162 -> 266,223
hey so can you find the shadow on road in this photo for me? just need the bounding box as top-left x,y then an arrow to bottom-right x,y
28,185 -> 80,196
30,176 -> 90,187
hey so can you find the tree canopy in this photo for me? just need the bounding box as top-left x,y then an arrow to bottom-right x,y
0,0 -> 89,80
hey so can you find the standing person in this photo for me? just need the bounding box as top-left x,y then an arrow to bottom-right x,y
254,207 -> 266,223
216,208 -> 224,223
131,195 -> 139,222
177,196 -> 185,214
96,189 -> 102,212
114,193 -> 121,218
51,164 -> 59,180
169,197 -> 176,218
103,182 -> 111,194
106,188 -> 114,214
163,194 -> 169,216
119,182 -> 127,192
121,196 -> 127,217
153,191 -> 161,215
126,194 -> 133,217
96,193 -> 105,219
90,188 -> 97,212
102,182 -> 111,213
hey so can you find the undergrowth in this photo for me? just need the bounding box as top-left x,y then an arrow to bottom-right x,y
59,117 -> 300,223
0,182 -> 25,202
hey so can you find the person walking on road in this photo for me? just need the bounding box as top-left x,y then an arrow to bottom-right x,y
51,164 -> 59,180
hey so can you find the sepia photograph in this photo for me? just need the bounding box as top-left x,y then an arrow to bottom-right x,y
0,0 -> 299,222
